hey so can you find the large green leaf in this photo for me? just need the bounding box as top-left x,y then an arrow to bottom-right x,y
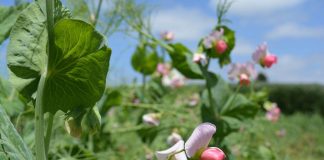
7,2 -> 47,101
0,3 -> 28,45
7,2 -> 111,113
43,19 -> 111,113
0,106 -> 33,160
131,44 -> 159,75
168,43 -> 203,79
66,0 -> 91,23
0,77 -> 25,116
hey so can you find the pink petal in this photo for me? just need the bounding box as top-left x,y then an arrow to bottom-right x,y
185,123 -> 216,158
201,147 -> 226,160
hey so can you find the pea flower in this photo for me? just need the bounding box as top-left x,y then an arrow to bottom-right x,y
167,132 -> 183,146
188,93 -> 200,107
156,123 -> 225,160
143,113 -> 161,126
203,28 -> 227,54
228,62 -> 257,86
162,70 -> 186,88
252,42 -> 278,68
161,31 -> 175,41
264,102 -> 281,122
157,63 -> 171,76
193,53 -> 207,64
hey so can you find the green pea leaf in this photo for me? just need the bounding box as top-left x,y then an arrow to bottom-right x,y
131,44 -> 159,75
7,2 -> 111,114
0,3 -> 28,45
99,89 -> 123,114
7,2 -> 48,101
0,106 -> 34,160
0,77 -> 25,116
168,43 -> 203,79
43,19 -> 111,113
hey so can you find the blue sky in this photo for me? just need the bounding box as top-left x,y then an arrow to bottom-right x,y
1,0 -> 324,85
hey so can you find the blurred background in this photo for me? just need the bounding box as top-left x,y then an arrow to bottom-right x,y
1,0 -> 324,85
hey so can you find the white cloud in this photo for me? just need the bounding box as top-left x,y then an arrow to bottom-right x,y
266,54 -> 324,83
266,23 -> 324,39
151,6 -> 215,41
209,0 -> 305,16
233,39 -> 255,56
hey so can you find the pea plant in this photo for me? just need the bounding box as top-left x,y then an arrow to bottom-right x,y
1,0 -> 111,159
125,0 -> 278,159
0,0 -> 281,160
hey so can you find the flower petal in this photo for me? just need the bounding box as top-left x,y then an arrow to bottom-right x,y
156,140 -> 187,160
185,123 -> 216,158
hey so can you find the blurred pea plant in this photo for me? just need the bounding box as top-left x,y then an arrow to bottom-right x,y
122,0 -> 279,159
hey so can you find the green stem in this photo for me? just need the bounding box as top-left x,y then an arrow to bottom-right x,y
198,61 -> 218,119
121,103 -> 178,116
35,1 -> 54,159
93,0 -> 103,26
250,80 -> 255,94
35,75 -> 46,160
88,134 -> 94,151
122,17 -> 174,52
142,74 -> 146,92
45,113 -> 54,156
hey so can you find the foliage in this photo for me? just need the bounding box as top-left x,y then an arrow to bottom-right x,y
0,3 -> 28,45
0,106 -> 33,160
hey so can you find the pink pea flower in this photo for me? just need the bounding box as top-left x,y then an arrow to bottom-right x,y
142,113 -> 161,126
203,28 -> 226,54
252,42 -> 278,68
264,102 -> 281,122
228,62 -> 257,86
201,147 -> 226,160
167,132 -> 183,146
193,53 -> 207,64
157,63 -> 171,76
162,70 -> 186,88
161,31 -> 175,41
156,123 -> 225,160
264,54 -> 277,68
215,40 -> 228,54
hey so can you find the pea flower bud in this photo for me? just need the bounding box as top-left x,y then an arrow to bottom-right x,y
161,31 -> 174,41
193,53 -> 207,64
167,132 -> 183,146
264,54 -> 277,68
143,113 -> 161,126
215,40 -> 227,54
201,147 -> 226,160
